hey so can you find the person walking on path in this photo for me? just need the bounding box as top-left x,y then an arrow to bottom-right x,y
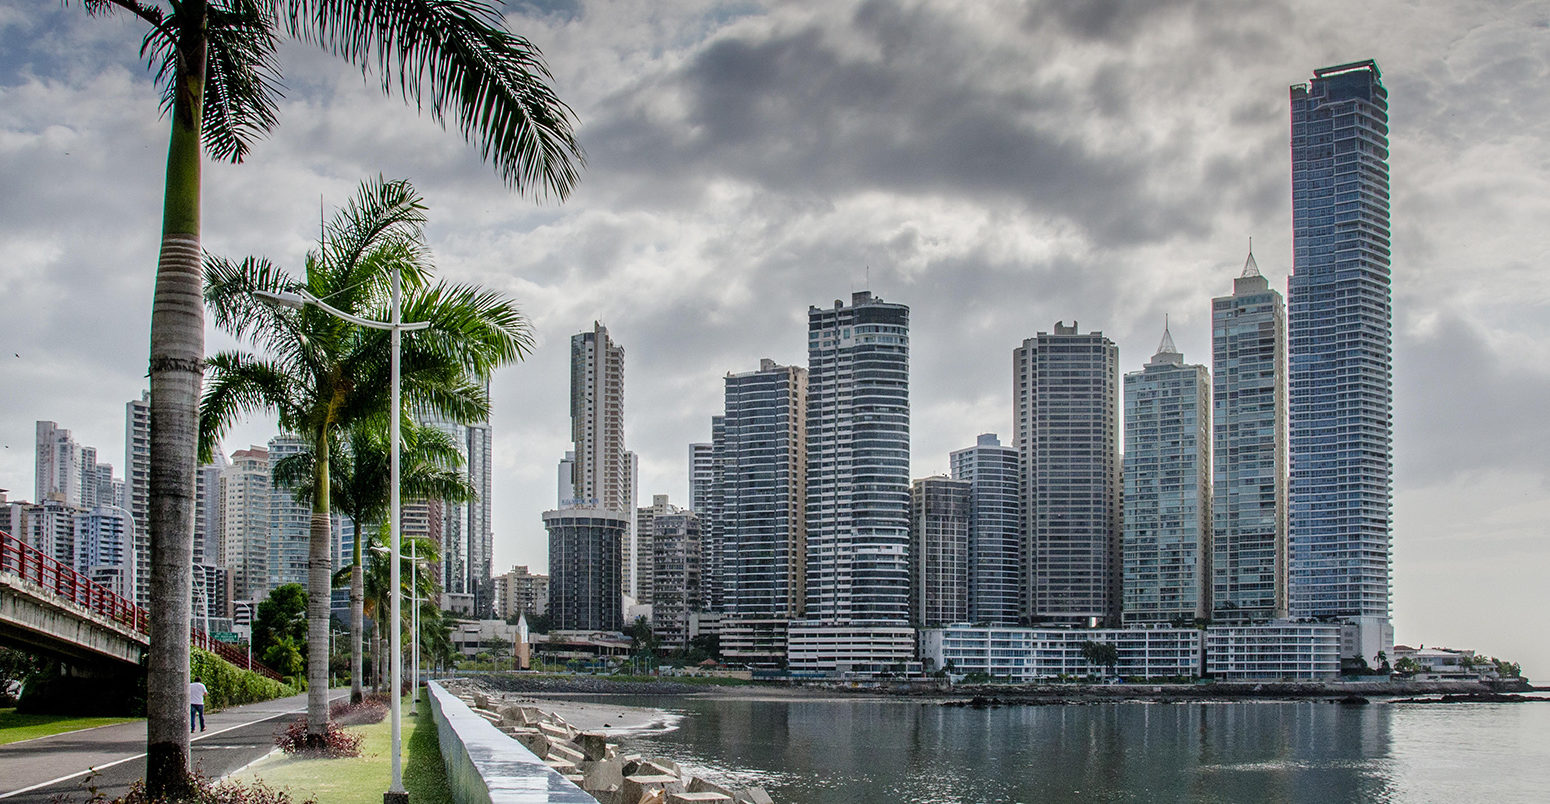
188,677 -> 207,733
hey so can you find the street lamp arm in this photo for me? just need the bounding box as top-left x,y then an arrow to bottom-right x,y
254,289 -> 431,331
296,289 -> 433,332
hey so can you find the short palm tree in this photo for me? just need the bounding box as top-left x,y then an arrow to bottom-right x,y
353,529 -> 440,687
200,176 -> 532,747
67,0 -> 580,788
273,418 -> 474,704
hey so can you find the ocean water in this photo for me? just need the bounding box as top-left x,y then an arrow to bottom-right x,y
559,693 -> 1550,803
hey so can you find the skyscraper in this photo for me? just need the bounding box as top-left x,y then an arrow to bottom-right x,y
465,419 -> 494,616
568,323 -> 629,511
267,434 -> 311,590
949,434 -> 1022,626
720,362 -> 806,665
124,392 -> 151,605
651,508 -> 703,650
790,291 -> 913,673
35,421 -> 82,505
1287,60 -> 1394,657
543,508 -> 626,632
909,476 -> 971,628
1213,250 -> 1289,625
221,446 -> 270,604
1122,322 -> 1211,625
1015,322 -> 1121,626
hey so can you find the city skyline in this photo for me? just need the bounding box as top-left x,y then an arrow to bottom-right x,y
2,2 -> 1546,674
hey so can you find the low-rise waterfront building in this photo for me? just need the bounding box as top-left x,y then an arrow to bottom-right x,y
1203,622 -> 1341,680
919,625 -> 1203,681
787,621 -> 918,676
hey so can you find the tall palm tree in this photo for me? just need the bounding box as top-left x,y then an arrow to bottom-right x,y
351,529 -> 440,687
273,418 -> 473,704
69,0 -> 580,789
200,176 -> 532,749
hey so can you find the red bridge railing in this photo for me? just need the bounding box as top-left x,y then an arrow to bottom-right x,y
1,528 -> 281,680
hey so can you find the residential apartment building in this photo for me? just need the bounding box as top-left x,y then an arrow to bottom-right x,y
1212,251 -> 1289,625
949,434 -> 1022,626
720,362 -> 807,666
794,291 -> 914,672
1122,323 -> 1211,625
909,476 -> 970,628
1014,323 -> 1121,625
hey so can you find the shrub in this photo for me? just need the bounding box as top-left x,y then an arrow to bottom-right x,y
329,695 -> 388,726
190,648 -> 295,711
105,773 -> 317,803
275,718 -> 363,757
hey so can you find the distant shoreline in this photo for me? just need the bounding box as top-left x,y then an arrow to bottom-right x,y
445,672 -> 1540,706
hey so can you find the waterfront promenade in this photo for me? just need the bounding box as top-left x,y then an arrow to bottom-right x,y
0,689 -> 345,803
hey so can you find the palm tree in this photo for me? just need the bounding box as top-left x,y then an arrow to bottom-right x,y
273,418 -> 473,704
200,176 -> 532,749
68,0 -> 580,789
352,529 -> 440,684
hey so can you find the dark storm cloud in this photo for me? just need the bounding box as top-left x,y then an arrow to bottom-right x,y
583,5 -> 1230,247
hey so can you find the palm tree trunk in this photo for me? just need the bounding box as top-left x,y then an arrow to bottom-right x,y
145,15 -> 207,799
306,431 -> 332,739
350,522 -> 364,705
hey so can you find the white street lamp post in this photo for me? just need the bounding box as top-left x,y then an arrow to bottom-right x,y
255,280 -> 428,802
100,502 -> 139,611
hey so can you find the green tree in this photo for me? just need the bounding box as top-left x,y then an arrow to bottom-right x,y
272,418 -> 473,704
1080,640 -> 1120,678
1393,656 -> 1423,677
200,176 -> 532,746
0,647 -> 46,706
252,583 -> 308,664
70,0 -> 580,789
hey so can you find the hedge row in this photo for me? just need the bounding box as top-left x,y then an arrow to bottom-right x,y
190,648 -> 295,711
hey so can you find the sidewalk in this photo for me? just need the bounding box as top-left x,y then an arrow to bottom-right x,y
0,689 -> 346,803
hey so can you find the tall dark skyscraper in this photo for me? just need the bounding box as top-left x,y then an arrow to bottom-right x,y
1014,323 -> 1122,626
1287,60 -> 1394,656
719,361 -> 806,666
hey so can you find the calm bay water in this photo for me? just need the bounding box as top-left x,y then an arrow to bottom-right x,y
556,692 -> 1550,803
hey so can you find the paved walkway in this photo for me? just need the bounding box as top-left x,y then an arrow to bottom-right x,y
0,689 -> 347,803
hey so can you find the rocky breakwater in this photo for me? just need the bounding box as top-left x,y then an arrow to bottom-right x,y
460,689 -> 775,804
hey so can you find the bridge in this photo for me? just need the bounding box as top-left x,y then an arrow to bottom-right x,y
0,529 -> 279,679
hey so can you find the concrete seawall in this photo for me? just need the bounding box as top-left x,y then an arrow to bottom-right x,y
427,680 -> 597,803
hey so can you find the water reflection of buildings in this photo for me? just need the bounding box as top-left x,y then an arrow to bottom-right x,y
633,699 -> 1396,803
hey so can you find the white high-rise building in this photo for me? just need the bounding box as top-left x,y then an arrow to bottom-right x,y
75,506 -> 132,598
124,391 -> 151,605
1015,322 -> 1122,626
563,323 -> 633,610
793,291 -> 914,674
35,421 -> 82,506
1212,251 -> 1289,625
221,446 -> 271,604
267,435 -> 311,590
1122,322 -> 1212,625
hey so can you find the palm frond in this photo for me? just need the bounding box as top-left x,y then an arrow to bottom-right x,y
317,177 -> 431,308
201,0 -> 284,162
270,449 -> 317,499
198,351 -> 300,461
205,253 -> 307,357
401,280 -> 535,379
282,0 -> 584,199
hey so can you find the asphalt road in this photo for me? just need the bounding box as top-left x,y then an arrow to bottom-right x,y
0,689 -> 346,803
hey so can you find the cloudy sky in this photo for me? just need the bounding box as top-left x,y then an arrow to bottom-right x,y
2,1 -> 1546,672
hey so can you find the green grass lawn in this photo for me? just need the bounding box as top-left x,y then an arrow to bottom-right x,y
0,708 -> 139,746
230,693 -> 451,804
